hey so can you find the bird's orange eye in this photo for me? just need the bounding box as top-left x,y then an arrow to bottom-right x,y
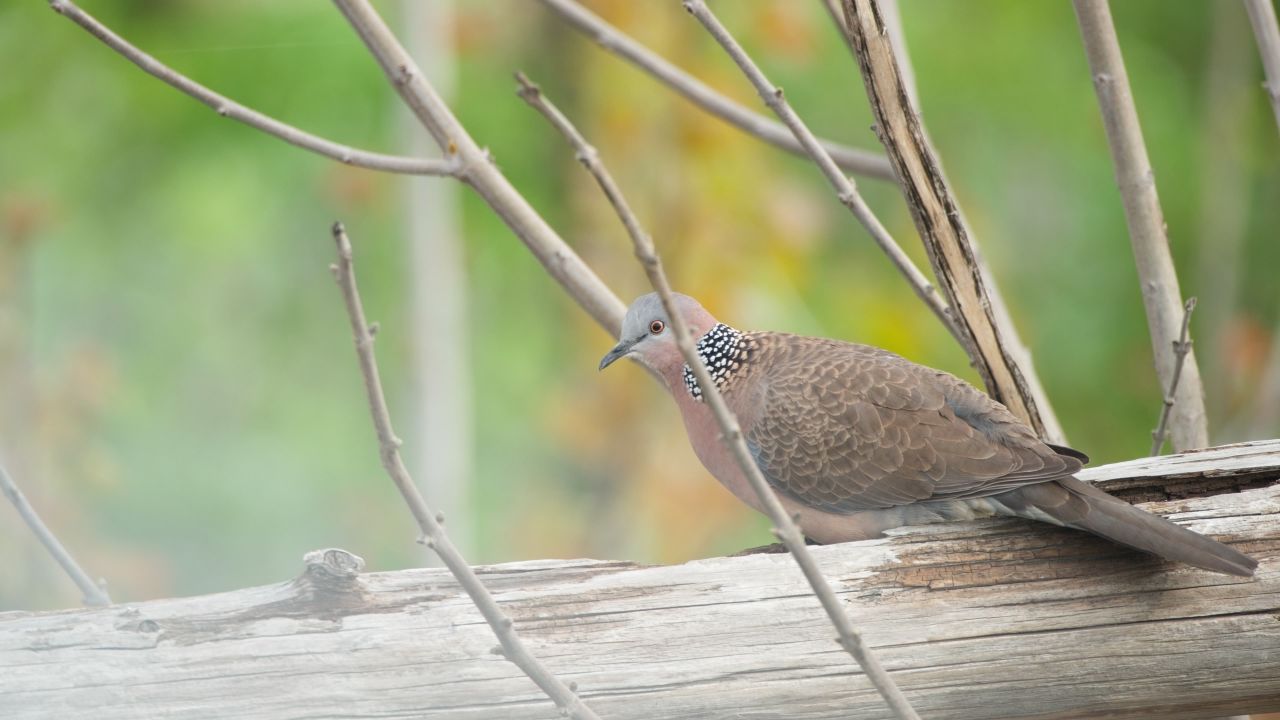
649,320 -> 665,335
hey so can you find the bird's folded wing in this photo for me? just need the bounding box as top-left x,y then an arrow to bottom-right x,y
742,334 -> 1081,514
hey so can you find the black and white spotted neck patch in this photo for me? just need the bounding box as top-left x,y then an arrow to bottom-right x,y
682,323 -> 749,401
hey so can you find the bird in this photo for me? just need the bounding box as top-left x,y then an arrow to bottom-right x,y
599,292 -> 1257,577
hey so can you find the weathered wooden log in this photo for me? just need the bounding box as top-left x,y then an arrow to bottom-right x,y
2,441 -> 1278,719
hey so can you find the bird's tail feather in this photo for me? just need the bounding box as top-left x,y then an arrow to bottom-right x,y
999,477 -> 1257,577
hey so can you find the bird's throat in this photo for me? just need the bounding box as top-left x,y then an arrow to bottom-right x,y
682,323 -> 749,402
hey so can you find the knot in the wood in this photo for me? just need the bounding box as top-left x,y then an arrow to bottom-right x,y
294,549 -> 370,615
303,548 -> 365,581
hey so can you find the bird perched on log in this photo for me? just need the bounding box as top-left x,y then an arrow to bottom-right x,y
599,293 -> 1256,577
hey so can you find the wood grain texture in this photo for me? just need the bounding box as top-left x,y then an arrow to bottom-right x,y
839,0 -> 1056,441
2,445 -> 1278,719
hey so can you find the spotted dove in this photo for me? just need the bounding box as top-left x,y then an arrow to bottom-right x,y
599,293 -> 1256,577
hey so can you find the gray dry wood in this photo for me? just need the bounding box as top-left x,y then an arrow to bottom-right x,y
2,441 -> 1278,719
1072,0 -> 1209,451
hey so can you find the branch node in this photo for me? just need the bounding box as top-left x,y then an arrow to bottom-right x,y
395,63 -> 415,87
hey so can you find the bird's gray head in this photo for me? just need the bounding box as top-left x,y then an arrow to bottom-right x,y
598,292 -> 717,373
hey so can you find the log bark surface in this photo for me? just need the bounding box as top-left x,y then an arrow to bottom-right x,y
2,443 -> 1278,719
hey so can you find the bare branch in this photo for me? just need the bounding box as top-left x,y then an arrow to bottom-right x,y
536,0 -> 895,181
1072,0 -> 1209,451
1244,0 -> 1280,134
872,0 -> 919,108
828,0 -> 1061,440
680,0 -> 964,363
514,70 -> 920,720
821,0 -> 918,108
332,0 -> 626,335
48,0 -> 460,178
329,222 -> 600,720
0,463 -> 110,607
823,0 -> 1066,443
1151,298 -> 1197,455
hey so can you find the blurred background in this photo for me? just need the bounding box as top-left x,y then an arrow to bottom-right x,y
2,0 -> 1278,610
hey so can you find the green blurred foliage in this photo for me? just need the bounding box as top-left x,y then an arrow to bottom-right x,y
1,0 -> 1277,610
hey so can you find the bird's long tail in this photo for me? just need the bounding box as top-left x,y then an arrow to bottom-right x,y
998,477 -> 1257,577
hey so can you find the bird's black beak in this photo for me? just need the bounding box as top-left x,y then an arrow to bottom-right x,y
599,338 -> 638,371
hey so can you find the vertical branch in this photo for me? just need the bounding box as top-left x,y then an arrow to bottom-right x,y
822,0 -> 918,107
515,72 -> 921,720
0,463 -> 110,607
1072,0 -> 1209,451
1151,298 -> 1197,455
329,223 -> 599,720
1243,0 -> 1280,134
835,0 -> 1058,440
823,0 -> 1066,444
870,0 -> 918,107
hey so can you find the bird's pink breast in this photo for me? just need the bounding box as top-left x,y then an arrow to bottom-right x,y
664,363 -> 891,542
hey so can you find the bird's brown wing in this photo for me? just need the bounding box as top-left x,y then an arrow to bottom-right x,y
741,333 -> 1082,513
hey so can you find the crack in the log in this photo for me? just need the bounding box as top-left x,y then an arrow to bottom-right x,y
878,607 -> 1278,651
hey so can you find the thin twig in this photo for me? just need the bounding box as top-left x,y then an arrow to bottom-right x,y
332,0 -> 626,335
48,0 -> 459,177
514,72 -> 921,720
536,0 -> 894,181
680,0 -> 964,358
1073,0 -> 1209,451
0,463 -> 110,607
1243,0 -> 1280,134
329,223 -> 599,720
1151,298 -> 1198,455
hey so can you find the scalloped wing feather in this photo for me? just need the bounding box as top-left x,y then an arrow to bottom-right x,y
740,333 -> 1082,514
